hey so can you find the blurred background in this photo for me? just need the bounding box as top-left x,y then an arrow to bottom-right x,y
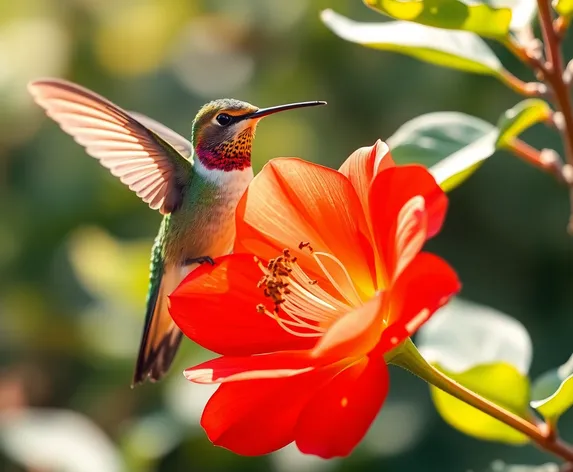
1,0 -> 572,471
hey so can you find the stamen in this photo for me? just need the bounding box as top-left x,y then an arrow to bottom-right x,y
312,251 -> 362,307
254,248 -> 351,338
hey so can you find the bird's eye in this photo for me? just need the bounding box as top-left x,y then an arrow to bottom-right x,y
216,113 -> 232,126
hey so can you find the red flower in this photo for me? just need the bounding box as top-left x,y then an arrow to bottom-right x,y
169,140 -> 460,458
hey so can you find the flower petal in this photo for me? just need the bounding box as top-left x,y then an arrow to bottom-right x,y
296,356 -> 389,458
184,351 -> 315,384
169,254 -> 315,356
201,364 -> 342,456
235,158 -> 377,300
369,165 -> 447,284
339,140 -> 395,216
311,294 -> 384,362
379,252 -> 461,352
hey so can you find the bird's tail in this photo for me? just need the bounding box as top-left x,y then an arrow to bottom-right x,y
132,265 -> 182,386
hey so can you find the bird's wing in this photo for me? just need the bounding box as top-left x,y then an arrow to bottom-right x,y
28,78 -> 193,215
127,111 -> 193,160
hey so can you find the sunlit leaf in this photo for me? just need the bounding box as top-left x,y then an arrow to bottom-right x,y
0,409 -> 124,472
553,0 -> 573,18
431,363 -> 530,444
387,112 -> 498,192
417,298 -> 532,373
321,11 -> 505,77
363,0 -> 512,39
68,226 -> 150,307
530,354 -> 573,423
417,298 -> 533,444
496,99 -> 552,147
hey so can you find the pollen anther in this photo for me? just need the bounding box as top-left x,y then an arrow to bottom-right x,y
255,243 -> 356,338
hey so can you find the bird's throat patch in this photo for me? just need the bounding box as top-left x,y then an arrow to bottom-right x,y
197,129 -> 253,171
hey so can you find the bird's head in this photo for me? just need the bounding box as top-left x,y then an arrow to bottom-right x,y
191,98 -> 326,172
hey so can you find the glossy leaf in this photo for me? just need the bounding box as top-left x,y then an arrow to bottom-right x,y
417,298 -> 533,444
417,298 -> 532,374
321,11 -> 504,77
431,363 -> 530,444
496,99 -> 552,148
387,112 -> 498,192
553,0 -> 573,18
530,354 -> 573,422
363,0 -> 512,39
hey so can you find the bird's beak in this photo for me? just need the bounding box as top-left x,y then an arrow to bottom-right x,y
241,101 -> 327,121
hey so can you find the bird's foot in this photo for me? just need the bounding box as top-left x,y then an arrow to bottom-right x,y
184,256 -> 215,266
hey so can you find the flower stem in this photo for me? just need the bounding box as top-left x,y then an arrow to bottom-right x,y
536,0 -> 573,233
390,340 -> 573,463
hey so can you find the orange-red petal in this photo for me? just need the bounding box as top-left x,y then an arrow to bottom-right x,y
169,254 -> 315,356
184,351 -> 315,384
234,158 -> 377,301
369,165 -> 447,284
339,140 -> 395,217
379,252 -> 461,352
201,364 -> 342,456
310,293 -> 384,362
295,356 -> 389,458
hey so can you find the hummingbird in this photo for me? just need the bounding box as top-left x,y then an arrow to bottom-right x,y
28,78 -> 326,386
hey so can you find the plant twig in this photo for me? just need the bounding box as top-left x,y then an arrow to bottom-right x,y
499,70 -> 547,96
536,0 -> 573,233
506,138 -> 565,178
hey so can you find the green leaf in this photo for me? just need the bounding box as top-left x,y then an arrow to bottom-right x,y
496,99 -> 552,147
416,298 -> 532,374
553,0 -> 573,18
530,354 -> 573,422
417,299 -> 533,444
363,0 -> 512,39
431,363 -> 530,444
321,11 -> 505,77
387,112 -> 498,191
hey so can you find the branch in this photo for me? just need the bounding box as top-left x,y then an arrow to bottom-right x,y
506,139 -> 566,179
536,0 -> 573,233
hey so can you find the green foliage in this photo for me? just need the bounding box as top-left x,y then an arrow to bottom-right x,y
417,298 -> 533,444
496,99 -> 552,148
531,354 -> 573,423
363,0 -> 512,39
431,363 -> 530,444
387,112 -> 497,191
321,11 -> 506,77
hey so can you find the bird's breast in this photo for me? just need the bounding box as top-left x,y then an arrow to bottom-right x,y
165,167 -> 253,264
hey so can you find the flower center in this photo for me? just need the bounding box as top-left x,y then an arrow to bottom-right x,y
255,243 -> 361,338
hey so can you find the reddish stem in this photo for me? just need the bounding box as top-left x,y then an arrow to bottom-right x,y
506,139 -> 564,177
536,0 -> 573,233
